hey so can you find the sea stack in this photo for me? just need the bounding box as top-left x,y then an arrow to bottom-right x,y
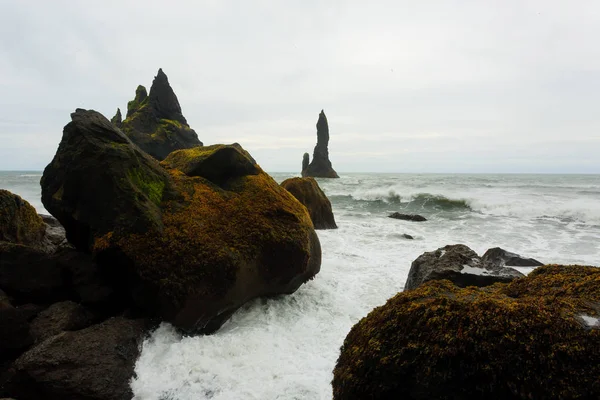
120,68 -> 202,160
302,110 -> 339,178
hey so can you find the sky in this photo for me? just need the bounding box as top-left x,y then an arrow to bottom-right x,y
1,0 -> 599,173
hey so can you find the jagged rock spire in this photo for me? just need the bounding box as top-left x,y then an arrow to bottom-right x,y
148,68 -> 187,125
302,110 -> 339,178
111,108 -> 122,128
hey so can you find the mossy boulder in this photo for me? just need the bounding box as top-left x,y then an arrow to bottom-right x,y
120,69 -> 202,160
281,177 -> 337,229
404,244 -> 523,290
333,265 -> 600,399
0,190 -> 45,247
41,114 -> 321,332
41,108 -> 171,252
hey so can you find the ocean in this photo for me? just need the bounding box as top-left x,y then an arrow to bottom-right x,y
1,171 -> 599,399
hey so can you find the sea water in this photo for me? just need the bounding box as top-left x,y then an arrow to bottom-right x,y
2,172 -> 599,399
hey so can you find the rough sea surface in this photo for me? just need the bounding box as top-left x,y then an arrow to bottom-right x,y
2,171 -> 599,400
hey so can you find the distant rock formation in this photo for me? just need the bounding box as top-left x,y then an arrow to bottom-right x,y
302,152 -> 309,172
302,110 -> 339,178
120,68 -> 202,160
110,108 -> 122,128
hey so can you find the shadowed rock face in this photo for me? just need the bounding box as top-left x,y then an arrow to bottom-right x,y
302,110 -> 339,178
120,69 -> 202,160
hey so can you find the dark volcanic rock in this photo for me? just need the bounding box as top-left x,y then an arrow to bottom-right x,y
402,233 -> 414,240
388,212 -> 427,222
0,243 -> 68,304
281,177 -> 337,229
333,265 -> 600,400
404,244 -> 524,290
0,301 -> 33,360
41,108 -> 171,252
121,69 -> 202,160
29,301 -> 95,343
5,317 -> 146,400
41,111 -> 321,333
302,110 -> 339,178
0,190 -> 46,248
482,247 -> 543,267
110,108 -> 122,128
302,152 -> 309,172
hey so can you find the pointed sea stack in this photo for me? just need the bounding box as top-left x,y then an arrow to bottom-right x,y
302,110 -> 339,178
110,108 -> 122,128
120,68 -> 202,160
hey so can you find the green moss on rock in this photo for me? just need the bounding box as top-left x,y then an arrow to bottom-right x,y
0,189 -> 46,246
281,177 -> 337,229
333,265 -> 600,399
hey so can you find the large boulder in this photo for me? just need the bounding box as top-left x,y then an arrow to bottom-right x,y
121,69 -> 202,160
0,295 -> 33,360
404,244 -> 524,290
302,110 -> 339,178
0,190 -> 45,248
41,110 -> 321,332
482,247 -> 543,267
41,108 -> 171,252
281,177 -> 337,229
4,317 -> 146,400
333,265 -> 600,399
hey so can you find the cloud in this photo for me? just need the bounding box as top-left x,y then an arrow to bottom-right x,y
1,0 -> 599,172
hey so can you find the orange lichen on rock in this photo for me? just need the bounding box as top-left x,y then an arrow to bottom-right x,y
333,265 -> 600,399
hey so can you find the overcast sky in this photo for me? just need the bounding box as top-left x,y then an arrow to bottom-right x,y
1,0 -> 599,173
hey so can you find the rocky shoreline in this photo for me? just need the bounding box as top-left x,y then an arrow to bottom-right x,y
1,70 -> 598,399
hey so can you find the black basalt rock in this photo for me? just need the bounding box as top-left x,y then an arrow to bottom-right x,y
302,110 -> 339,178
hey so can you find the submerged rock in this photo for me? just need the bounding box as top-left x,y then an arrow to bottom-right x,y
402,233 -> 414,240
388,212 -> 427,222
404,244 -> 523,290
41,110 -> 321,332
281,177 -> 337,229
120,69 -> 202,160
302,110 -> 339,178
5,317 -> 146,400
482,247 -> 543,267
333,265 -> 600,399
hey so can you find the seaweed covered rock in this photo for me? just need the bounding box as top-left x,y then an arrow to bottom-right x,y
41,113 -> 321,332
333,265 -> 600,399
482,247 -> 543,267
404,244 -> 523,290
281,177 -> 337,229
121,69 -> 202,160
0,190 -> 45,248
302,110 -> 339,178
5,317 -> 146,400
